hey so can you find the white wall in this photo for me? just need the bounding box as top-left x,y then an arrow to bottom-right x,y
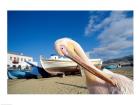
7,53 -> 34,70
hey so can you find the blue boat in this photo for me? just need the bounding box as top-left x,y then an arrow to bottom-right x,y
7,70 -> 36,79
8,62 -> 49,79
105,65 -> 118,70
7,71 -> 17,79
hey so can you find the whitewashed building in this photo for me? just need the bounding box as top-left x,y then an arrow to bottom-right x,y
7,52 -> 37,70
49,54 -> 59,60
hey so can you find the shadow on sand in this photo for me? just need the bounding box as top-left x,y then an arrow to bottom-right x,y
55,82 -> 87,89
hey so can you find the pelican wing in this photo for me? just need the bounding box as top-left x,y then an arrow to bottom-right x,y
103,69 -> 133,94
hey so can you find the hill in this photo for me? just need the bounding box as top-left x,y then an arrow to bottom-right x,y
103,55 -> 133,66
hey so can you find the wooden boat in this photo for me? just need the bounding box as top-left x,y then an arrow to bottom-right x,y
40,55 -> 103,76
7,70 -> 37,79
40,55 -> 78,76
8,62 -> 48,79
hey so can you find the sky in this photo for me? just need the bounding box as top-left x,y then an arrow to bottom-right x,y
8,11 -> 133,62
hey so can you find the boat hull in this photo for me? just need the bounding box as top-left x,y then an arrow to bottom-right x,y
7,70 -> 37,79
40,58 -> 79,75
40,56 -> 103,76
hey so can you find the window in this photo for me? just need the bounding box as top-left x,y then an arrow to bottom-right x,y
17,65 -> 21,70
13,65 -> 16,69
21,58 -> 23,61
24,59 -> 26,62
10,57 -> 12,60
7,65 -> 10,67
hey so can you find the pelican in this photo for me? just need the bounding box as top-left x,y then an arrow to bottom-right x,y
55,38 -> 133,94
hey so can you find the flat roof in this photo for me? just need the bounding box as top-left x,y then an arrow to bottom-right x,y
8,52 -> 32,58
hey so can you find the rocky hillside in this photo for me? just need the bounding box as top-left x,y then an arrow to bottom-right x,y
103,55 -> 133,66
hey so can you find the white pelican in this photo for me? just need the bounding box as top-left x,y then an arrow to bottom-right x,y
55,38 -> 133,94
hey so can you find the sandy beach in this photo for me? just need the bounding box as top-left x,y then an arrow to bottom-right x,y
8,69 -> 133,94
8,76 -> 89,94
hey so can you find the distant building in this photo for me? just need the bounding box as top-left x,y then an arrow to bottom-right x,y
7,52 -> 38,70
49,54 -> 59,60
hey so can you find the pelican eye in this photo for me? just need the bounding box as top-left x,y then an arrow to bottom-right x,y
60,45 -> 65,50
60,45 -> 69,56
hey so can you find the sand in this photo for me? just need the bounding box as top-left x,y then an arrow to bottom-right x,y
8,69 -> 133,94
8,76 -> 89,94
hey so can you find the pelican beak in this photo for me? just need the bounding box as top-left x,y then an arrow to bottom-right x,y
63,48 -> 116,86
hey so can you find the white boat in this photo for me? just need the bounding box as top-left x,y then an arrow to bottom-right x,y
40,55 -> 102,76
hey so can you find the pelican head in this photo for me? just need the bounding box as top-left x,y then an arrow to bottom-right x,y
55,38 -> 117,86
55,38 -> 87,62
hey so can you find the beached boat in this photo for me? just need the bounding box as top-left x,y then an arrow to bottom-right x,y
8,62 -> 48,79
7,70 -> 37,79
40,55 -> 103,76
40,55 -> 78,75
105,65 -> 118,70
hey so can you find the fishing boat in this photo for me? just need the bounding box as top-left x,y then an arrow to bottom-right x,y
8,62 -> 48,79
7,70 -> 37,79
40,55 -> 78,76
40,55 -> 103,76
